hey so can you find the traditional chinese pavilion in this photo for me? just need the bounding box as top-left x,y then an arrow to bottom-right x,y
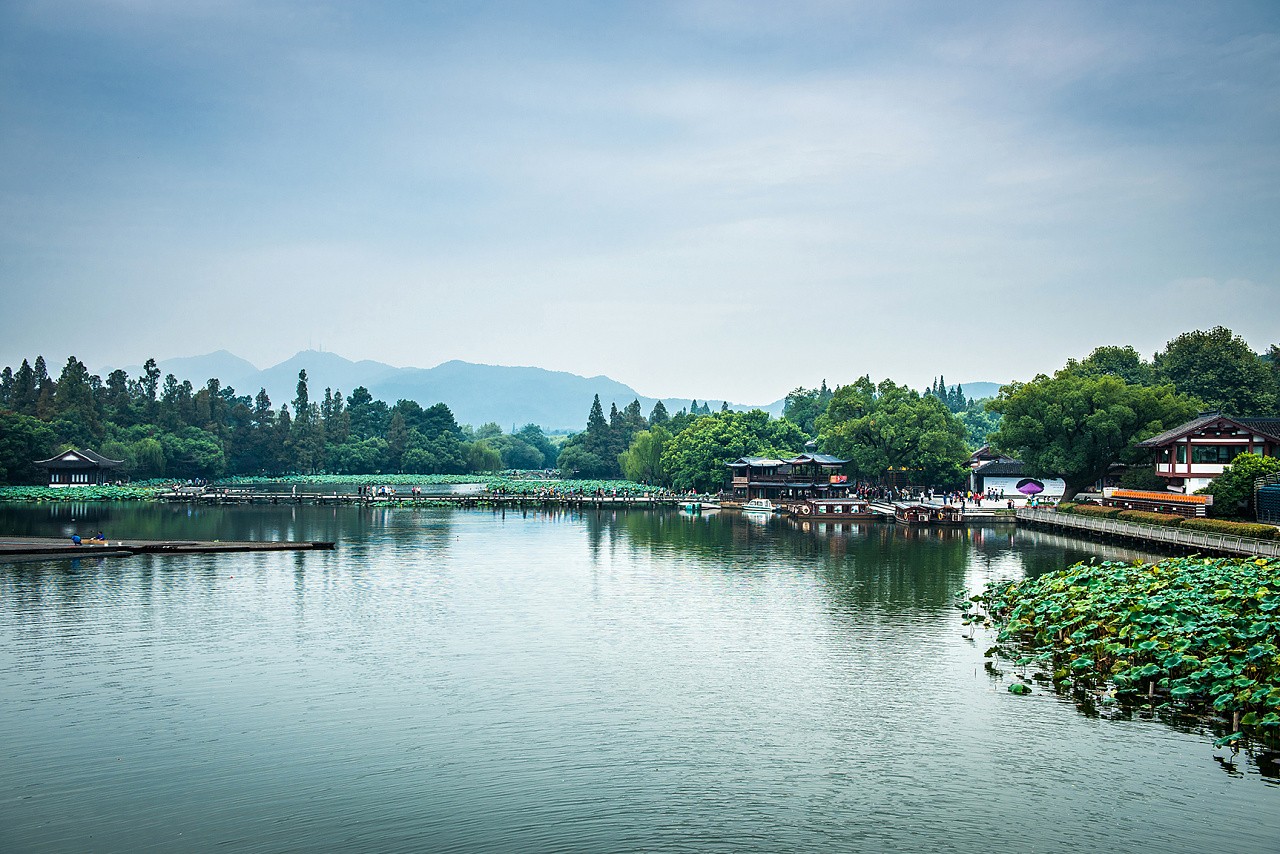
725,453 -> 849,501
1136,412 -> 1280,493
33,449 -> 124,487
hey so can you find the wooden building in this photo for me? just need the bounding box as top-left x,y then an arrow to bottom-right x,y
1136,413 -> 1280,493
726,453 -> 849,502
34,449 -> 124,487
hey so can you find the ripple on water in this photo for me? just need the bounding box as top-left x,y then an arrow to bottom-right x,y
0,505 -> 1275,853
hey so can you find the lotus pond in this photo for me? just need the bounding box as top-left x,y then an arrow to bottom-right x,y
971,556 -> 1280,745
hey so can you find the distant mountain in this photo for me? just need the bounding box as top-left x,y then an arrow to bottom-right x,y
954,381 -> 1003,401
102,350 -> 783,431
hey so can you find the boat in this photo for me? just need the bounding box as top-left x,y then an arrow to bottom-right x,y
789,498 -> 879,521
681,500 -> 721,513
742,498 -> 778,513
894,501 -> 964,526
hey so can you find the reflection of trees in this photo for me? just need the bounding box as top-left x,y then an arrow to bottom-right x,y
590,512 -> 975,613
0,501 -> 453,551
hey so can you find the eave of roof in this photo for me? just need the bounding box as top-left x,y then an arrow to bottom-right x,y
1136,414 -> 1280,448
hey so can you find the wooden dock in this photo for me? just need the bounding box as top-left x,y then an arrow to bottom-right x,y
0,536 -> 336,560
1016,508 -> 1280,558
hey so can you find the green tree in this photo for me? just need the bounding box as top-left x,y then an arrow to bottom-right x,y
386,411 -> 409,470
817,379 -> 969,486
648,401 -> 670,427
988,372 -> 1199,501
1067,345 -> 1155,386
555,444 -> 609,478
783,381 -> 834,436
618,426 -> 671,484
466,441 -> 503,472
0,412 -> 56,483
1201,453 -> 1280,520
346,387 -> 389,440
160,427 -> 226,479
1154,326 -> 1274,416
514,423 -> 558,467
661,410 -> 802,492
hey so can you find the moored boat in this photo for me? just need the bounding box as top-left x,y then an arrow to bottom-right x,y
742,498 -> 778,513
789,498 -> 879,521
894,502 -> 964,526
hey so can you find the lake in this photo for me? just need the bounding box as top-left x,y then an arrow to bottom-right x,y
1,503 -> 1276,853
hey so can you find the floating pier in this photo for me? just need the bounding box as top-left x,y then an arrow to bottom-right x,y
0,536 -> 336,560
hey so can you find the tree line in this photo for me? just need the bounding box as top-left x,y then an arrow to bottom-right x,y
2,326 -> 1275,499
0,356 -> 558,483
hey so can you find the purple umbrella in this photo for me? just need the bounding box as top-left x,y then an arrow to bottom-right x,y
1016,478 -> 1044,495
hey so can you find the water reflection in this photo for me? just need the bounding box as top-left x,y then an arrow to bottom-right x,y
0,503 -> 1275,854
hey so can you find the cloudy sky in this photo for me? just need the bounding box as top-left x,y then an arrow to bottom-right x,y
2,0 -> 1277,402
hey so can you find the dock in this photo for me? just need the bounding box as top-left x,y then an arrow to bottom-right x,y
1016,508 -> 1280,558
0,536 -> 336,560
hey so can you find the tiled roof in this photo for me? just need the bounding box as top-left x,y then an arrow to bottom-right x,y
973,459 -> 1026,477
727,457 -> 788,467
1136,414 -> 1280,447
784,453 -> 848,466
1236,419 -> 1280,442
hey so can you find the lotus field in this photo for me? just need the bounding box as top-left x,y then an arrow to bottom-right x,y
0,485 -> 165,502
965,557 -> 1280,741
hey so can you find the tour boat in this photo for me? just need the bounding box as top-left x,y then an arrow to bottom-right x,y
894,502 -> 964,526
742,498 -> 778,513
789,498 -> 879,521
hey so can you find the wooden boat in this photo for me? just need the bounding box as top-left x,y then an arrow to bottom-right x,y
789,498 -> 879,521
742,498 -> 778,513
894,502 -> 964,526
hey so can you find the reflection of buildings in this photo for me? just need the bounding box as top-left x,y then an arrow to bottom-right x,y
726,454 -> 849,501
1136,412 -> 1280,493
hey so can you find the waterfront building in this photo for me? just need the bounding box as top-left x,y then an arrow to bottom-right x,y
1136,412 -> 1280,493
726,454 -> 849,502
967,456 -> 1067,497
33,449 -> 124,487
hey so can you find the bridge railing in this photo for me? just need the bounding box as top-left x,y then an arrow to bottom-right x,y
1016,508 -> 1280,558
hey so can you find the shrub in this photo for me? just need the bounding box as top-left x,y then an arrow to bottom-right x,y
1115,510 -> 1184,527
1069,504 -> 1122,518
1179,518 -> 1278,540
1055,501 -> 1077,512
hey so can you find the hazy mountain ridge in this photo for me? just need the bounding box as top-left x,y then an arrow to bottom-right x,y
101,350 -> 1003,430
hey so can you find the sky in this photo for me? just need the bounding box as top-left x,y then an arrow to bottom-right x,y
1,0 -> 1278,403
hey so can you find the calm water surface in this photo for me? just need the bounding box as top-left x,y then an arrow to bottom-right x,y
1,503 -> 1276,853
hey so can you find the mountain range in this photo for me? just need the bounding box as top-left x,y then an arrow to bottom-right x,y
103,350 -> 1002,431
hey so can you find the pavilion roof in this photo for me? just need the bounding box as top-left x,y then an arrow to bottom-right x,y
33,448 -> 124,468
783,453 -> 848,466
726,457 -> 788,468
1135,414 -> 1280,448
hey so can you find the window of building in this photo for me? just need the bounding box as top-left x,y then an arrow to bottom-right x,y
1190,445 -> 1244,464
1176,445 -> 1187,464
